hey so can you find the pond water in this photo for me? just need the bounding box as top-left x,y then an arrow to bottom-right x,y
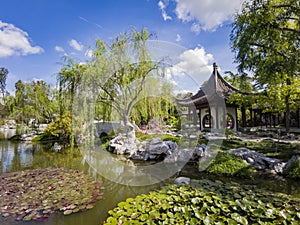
0,137 -> 300,225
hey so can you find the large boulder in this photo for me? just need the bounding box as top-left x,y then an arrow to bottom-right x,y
128,138 -> 178,161
164,144 -> 211,163
226,147 -> 284,174
108,134 -> 139,155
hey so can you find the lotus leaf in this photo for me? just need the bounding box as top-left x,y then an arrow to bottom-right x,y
104,179 -> 300,225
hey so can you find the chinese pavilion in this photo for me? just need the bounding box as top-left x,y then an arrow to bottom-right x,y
176,62 -> 240,131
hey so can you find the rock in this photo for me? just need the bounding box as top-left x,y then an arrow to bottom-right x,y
108,134 -> 135,155
283,155 -> 299,173
226,147 -> 284,173
192,144 -> 211,161
272,162 -> 286,174
246,157 -> 254,164
164,144 -> 211,163
53,142 -> 62,152
174,177 -> 191,185
148,138 -> 176,156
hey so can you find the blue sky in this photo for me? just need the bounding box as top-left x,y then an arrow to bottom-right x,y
0,0 -> 243,93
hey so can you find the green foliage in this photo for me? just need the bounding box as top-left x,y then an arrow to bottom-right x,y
57,57 -> 87,114
78,28 -> 175,135
4,80 -> 58,124
165,115 -> 180,131
43,111 -> 72,143
225,128 -> 234,139
135,132 -> 181,144
206,152 -> 255,177
231,0 -> 300,132
284,156 -> 300,179
100,130 -> 116,150
0,67 -> 8,97
104,180 -> 300,224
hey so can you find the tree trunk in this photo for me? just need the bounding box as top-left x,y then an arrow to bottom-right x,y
285,78 -> 291,135
285,95 -> 290,135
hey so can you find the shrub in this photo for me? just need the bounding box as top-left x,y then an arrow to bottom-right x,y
43,111 -> 72,143
284,156 -> 300,179
206,152 -> 254,178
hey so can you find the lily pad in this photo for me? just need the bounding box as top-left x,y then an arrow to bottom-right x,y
0,168 -> 103,221
104,179 -> 300,225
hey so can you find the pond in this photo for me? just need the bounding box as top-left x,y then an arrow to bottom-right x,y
0,140 -> 165,225
0,138 -> 299,225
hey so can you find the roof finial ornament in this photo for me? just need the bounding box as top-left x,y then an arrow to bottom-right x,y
213,62 -> 218,72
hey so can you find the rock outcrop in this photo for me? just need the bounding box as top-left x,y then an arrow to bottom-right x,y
226,148 -> 286,174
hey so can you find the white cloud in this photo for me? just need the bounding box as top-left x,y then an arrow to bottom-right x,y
158,0 -> 172,21
175,0 -> 243,31
176,47 -> 213,77
166,47 -> 214,91
190,23 -> 200,34
175,34 -> 181,42
54,46 -> 64,52
0,20 -> 44,58
69,39 -> 84,51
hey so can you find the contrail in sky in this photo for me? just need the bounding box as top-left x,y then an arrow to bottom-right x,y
79,16 -> 103,29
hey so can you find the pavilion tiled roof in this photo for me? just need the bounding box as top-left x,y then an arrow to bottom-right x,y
176,63 -> 240,107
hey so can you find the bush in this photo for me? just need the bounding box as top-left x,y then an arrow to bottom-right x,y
43,111 -> 72,143
284,156 -> 300,179
206,152 -> 254,178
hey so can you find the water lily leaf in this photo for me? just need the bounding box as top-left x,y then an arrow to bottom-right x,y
167,211 -> 174,218
0,168 -> 103,221
203,215 -> 214,225
140,213 -> 148,221
231,212 -> 248,224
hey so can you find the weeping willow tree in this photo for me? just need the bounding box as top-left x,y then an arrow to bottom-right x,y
75,28 -> 174,141
129,76 -> 177,127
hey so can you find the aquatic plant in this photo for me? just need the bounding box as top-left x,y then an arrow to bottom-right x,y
104,179 -> 300,224
0,168 -> 103,221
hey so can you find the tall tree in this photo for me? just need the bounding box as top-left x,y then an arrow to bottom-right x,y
0,67 -> 8,99
230,0 -> 300,133
57,57 -> 87,116
0,67 -> 9,114
84,28 -> 162,127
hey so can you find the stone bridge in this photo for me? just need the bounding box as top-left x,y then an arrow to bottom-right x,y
94,121 -> 121,138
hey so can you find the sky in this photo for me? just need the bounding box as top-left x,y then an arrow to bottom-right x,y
0,0 -> 244,93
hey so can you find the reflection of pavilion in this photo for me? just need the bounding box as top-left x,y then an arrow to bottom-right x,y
177,62 -> 300,132
177,62 -> 239,131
